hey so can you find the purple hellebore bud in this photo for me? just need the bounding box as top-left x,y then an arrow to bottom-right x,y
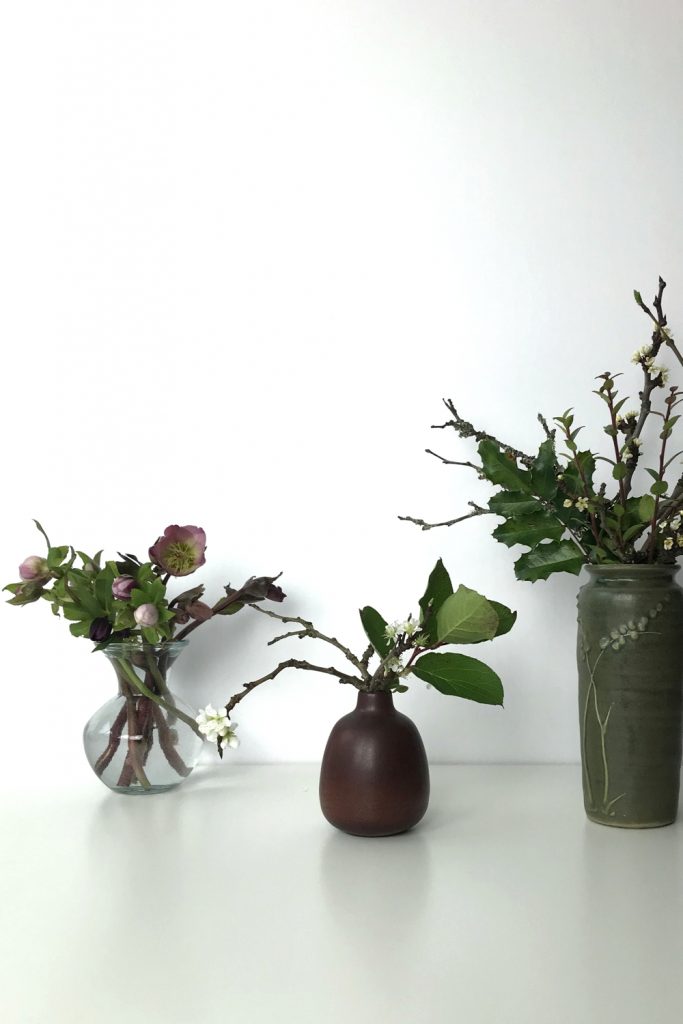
19,555 -> 49,581
112,575 -> 136,601
149,524 -> 207,577
89,618 -> 113,643
134,603 -> 159,627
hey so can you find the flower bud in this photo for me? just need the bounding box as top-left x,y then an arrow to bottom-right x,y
89,617 -> 112,643
112,576 -> 136,601
19,556 -> 49,581
134,603 -> 159,627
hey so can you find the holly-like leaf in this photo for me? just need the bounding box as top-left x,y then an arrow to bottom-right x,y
412,652 -> 504,704
492,512 -> 564,549
531,439 -> 558,499
478,440 -> 531,492
436,586 -> 499,645
514,540 -> 584,582
418,558 -> 453,641
359,606 -> 392,657
562,452 -> 595,496
488,492 -> 543,518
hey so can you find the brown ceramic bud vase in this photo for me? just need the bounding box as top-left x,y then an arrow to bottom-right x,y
319,691 -> 430,837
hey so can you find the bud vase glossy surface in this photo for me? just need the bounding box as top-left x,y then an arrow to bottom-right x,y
577,565 -> 683,827
83,642 -> 204,795
319,691 -> 430,837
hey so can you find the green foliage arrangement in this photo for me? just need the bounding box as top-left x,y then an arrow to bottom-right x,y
402,277 -> 683,581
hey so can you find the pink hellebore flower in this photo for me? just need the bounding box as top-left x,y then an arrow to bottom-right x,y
112,576 -> 136,601
19,556 -> 49,581
134,603 -> 159,627
149,525 -> 207,577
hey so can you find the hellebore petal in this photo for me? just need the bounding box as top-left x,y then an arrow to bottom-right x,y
149,525 -> 207,577
19,556 -> 49,581
134,603 -> 159,627
112,576 -> 136,601
186,600 -> 213,622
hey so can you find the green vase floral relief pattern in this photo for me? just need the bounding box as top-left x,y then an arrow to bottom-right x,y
577,566 -> 683,829
579,600 -> 666,818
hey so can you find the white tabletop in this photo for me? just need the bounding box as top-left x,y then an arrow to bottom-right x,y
1,765 -> 682,1024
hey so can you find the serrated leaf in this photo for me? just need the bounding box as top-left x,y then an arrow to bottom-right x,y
488,492 -> 543,517
412,652 -> 504,705
514,540 -> 585,582
563,452 -> 595,496
492,512 -> 564,549
359,606 -> 392,657
418,559 -> 453,641
478,440 -> 531,492
530,439 -> 558,499
436,586 -> 499,645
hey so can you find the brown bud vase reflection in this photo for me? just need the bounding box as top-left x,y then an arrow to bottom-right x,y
319,691 -> 430,837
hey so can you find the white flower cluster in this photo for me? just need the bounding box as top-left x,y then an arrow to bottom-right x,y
196,704 -> 240,750
384,618 -> 419,641
645,359 -> 670,383
631,344 -> 653,365
622,437 -> 642,462
384,656 -> 407,676
658,515 -> 682,533
563,497 -> 589,511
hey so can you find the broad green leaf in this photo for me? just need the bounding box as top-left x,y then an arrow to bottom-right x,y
359,606 -> 392,657
492,512 -> 564,549
514,540 -> 585,582
531,439 -> 558,499
418,558 -> 453,640
562,452 -> 595,496
69,620 -> 92,637
478,440 -> 531,492
412,652 -> 504,705
638,495 -> 656,522
488,492 -> 543,518
487,601 -> 517,638
436,586 -> 499,645
47,546 -> 69,570
623,523 -> 647,542
651,480 -> 668,496
612,463 -> 628,480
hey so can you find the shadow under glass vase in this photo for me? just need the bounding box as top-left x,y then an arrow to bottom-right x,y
577,564 -> 683,828
83,642 -> 204,795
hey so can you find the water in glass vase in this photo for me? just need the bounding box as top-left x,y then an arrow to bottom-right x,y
83,642 -> 204,795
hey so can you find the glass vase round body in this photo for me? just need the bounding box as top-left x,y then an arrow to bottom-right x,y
577,565 -> 683,828
83,642 -> 204,795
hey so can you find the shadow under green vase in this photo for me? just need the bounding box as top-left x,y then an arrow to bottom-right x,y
577,564 -> 683,828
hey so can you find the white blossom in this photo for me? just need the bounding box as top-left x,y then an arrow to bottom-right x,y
664,537 -> 674,550
196,704 -> 239,749
631,344 -> 653,365
633,437 -> 643,447
563,499 -> 573,508
385,656 -> 406,676
575,497 -> 589,512
671,516 -> 682,531
384,623 -> 398,641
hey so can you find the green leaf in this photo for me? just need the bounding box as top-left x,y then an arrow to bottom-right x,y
216,601 -> 244,616
412,652 -> 504,705
487,601 -> 517,638
47,546 -> 69,570
612,463 -> 628,480
562,452 -> 595,496
478,440 -> 531,492
69,620 -> 92,637
514,540 -> 585,582
530,439 -> 557,499
492,512 -> 564,548
638,495 -> 656,522
359,606 -> 392,657
651,480 -> 668,496
33,519 -> 51,550
623,523 -> 647,542
418,559 -> 453,641
436,586 -> 499,645
488,492 -> 543,518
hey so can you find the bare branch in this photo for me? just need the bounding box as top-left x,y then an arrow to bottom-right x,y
434,398 -> 535,467
537,413 -> 556,442
425,448 -> 481,471
399,503 -> 492,532
224,658 -> 360,716
250,606 -> 371,681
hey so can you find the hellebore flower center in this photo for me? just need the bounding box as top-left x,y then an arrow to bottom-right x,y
163,540 -> 201,575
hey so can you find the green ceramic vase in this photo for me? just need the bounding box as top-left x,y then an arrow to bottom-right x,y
577,565 -> 683,828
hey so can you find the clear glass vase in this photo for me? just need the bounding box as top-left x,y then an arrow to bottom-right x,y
83,642 -> 204,795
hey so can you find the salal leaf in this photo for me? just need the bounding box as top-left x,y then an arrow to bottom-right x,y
492,512 -> 564,548
531,439 -> 558,499
418,558 -> 453,640
488,492 -> 543,518
514,540 -> 584,582
412,652 -> 504,705
487,601 -> 517,638
436,585 -> 499,645
359,606 -> 392,657
478,440 -> 531,492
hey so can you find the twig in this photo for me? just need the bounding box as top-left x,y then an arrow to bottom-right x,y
434,398 -> 535,467
251,606 -> 372,681
425,448 -> 481,471
224,658 -> 361,716
398,503 -> 492,532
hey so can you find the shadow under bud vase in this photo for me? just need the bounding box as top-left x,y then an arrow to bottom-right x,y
577,565 -> 683,828
319,691 -> 430,837
83,642 -> 204,795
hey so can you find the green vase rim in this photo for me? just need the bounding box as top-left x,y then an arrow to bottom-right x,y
585,563 -> 680,579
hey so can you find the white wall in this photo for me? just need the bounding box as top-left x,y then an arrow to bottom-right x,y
2,1 -> 683,777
